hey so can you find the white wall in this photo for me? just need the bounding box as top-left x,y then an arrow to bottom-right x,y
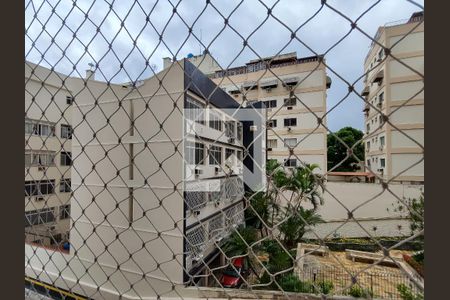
389,32 -> 424,55
391,129 -> 424,148
301,182 -> 423,238
390,80 -> 424,102
390,105 -> 423,125
391,153 -> 424,177
389,56 -> 424,78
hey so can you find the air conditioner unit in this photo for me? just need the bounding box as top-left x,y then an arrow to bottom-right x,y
38,166 -> 46,172
215,167 -> 220,174
288,127 -> 292,132
195,168 -> 203,177
192,210 -> 200,217
287,106 -> 293,110
377,168 -> 384,173
35,196 -> 45,201
267,147 -> 272,151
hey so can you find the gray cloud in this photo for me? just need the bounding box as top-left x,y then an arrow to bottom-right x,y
25,0 -> 424,131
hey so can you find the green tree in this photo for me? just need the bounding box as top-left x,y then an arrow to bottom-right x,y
278,206 -> 323,249
327,127 -> 365,172
222,226 -> 258,256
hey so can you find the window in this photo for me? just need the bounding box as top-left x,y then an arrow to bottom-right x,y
264,100 -> 277,108
284,159 -> 297,167
236,150 -> 242,161
25,181 -> 38,196
284,118 -> 297,127
209,145 -> 222,165
25,151 -> 56,167
209,111 -> 222,131
60,178 -> 71,193
267,119 -> 277,128
367,160 -> 371,167
61,124 -> 72,139
380,158 -> 386,168
378,92 -> 384,106
367,141 -> 371,150
284,98 -> 296,107
380,136 -> 385,147
366,124 -> 370,133
25,208 -> 55,227
185,97 -> 205,125
66,96 -> 74,105
60,151 -> 72,166
25,180 -> 55,196
60,204 -> 70,220
39,180 -> 55,195
224,121 -> 236,138
377,49 -> 384,61
236,123 -> 243,142
25,119 -> 56,137
284,138 -> 297,148
225,148 -> 235,160
185,141 -> 205,165
267,139 -> 277,148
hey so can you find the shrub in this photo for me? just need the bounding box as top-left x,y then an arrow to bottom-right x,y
315,280 -> 334,295
397,284 -> 424,300
412,251 -> 424,264
277,273 -> 314,293
346,285 -> 373,298
403,254 -> 424,278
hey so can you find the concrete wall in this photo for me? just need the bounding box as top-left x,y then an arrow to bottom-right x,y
297,181 -> 423,239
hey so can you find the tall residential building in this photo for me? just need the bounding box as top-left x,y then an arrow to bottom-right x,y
362,11 -> 424,184
25,62 -> 74,246
210,52 -> 331,173
25,59 -> 265,297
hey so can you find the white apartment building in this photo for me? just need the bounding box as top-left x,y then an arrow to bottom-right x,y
362,11 -> 424,183
25,62 -> 73,246
163,52 -> 330,173
25,59 -> 265,298
211,52 -> 330,173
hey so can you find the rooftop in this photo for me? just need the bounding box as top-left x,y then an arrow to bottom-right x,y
209,53 -> 324,79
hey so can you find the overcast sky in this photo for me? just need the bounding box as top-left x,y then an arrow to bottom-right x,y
25,0 -> 424,132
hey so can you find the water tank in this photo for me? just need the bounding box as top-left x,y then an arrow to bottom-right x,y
187,53 -> 194,58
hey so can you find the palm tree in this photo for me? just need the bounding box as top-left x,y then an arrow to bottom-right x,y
222,226 -> 258,256
279,164 -> 324,212
278,206 -> 323,249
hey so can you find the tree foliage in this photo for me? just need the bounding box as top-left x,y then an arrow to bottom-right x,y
327,126 -> 365,172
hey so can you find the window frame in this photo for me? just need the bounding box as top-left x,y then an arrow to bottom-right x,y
284,118 -> 297,127
208,145 -> 222,165
60,151 -> 72,166
60,124 -> 73,139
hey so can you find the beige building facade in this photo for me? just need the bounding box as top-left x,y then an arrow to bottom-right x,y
211,52 -> 330,173
25,62 -> 74,246
362,12 -> 424,184
25,59 -> 267,298
163,51 -> 330,173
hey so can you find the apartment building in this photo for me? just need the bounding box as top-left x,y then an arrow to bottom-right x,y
25,59 -> 265,298
210,52 -> 330,173
25,62 -> 73,246
362,11 -> 424,183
